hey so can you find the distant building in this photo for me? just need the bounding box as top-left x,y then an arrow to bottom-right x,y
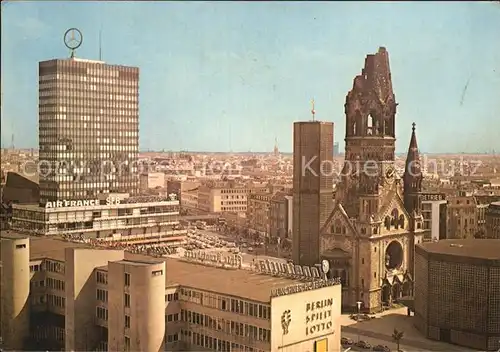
485,201 -> 500,239
195,181 -> 268,215
0,202 -> 12,230
2,172 -> 40,204
246,192 -> 273,237
420,192 -> 447,241
475,195 -> 500,238
333,142 -> 339,156
139,172 -> 166,192
292,121 -> 334,266
198,183 -> 248,214
414,239 -> 500,351
446,191 -> 477,239
179,187 -> 199,214
269,191 -> 293,243
166,180 -> 201,202
0,233 -> 342,352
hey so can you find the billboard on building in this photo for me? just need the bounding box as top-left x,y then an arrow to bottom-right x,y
270,283 -> 341,352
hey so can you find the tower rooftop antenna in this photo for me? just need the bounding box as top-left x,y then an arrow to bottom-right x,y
99,27 -> 102,61
311,99 -> 316,121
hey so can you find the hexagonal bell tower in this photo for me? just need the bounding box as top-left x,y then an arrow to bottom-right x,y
403,122 -> 427,276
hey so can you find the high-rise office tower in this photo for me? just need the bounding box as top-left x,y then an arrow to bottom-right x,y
292,120 -> 334,266
38,58 -> 139,204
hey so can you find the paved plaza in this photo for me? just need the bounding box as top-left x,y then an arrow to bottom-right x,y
340,308 -> 472,351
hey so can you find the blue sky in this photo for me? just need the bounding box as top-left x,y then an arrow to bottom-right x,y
2,1 -> 499,153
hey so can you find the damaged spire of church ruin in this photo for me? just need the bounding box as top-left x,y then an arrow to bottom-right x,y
343,46 -> 398,142
336,47 -> 399,218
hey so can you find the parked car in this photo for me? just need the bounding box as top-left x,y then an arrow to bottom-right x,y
355,340 -> 372,349
372,345 -> 391,352
341,337 -> 354,346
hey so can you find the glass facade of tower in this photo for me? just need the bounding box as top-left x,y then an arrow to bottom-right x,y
38,58 -> 139,204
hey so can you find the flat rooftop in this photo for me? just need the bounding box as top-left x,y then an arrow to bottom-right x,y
115,258 -> 164,266
417,239 -> 500,261
0,232 -> 28,240
30,236 -> 94,261
4,234 -> 302,302
128,252 -> 300,302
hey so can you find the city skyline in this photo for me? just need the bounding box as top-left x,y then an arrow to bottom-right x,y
2,1 -> 500,153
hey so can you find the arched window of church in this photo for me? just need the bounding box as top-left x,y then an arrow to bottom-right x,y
335,220 -> 341,233
391,209 -> 399,229
342,226 -> 346,234
330,224 -> 335,233
367,114 -> 374,135
385,120 -> 391,135
353,121 -> 357,135
399,214 -> 405,228
379,119 -> 385,135
384,216 -> 391,230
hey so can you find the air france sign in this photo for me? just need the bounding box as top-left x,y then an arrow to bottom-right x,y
45,196 -> 121,208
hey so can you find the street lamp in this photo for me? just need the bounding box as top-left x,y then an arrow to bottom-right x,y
356,301 -> 362,342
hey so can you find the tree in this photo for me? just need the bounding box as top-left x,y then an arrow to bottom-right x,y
392,329 -> 404,352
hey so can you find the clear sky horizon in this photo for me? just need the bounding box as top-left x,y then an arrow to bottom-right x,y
2,1 -> 499,153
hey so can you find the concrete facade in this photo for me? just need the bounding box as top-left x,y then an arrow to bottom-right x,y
0,234 -> 342,352
414,240 -> 500,351
270,284 -> 341,352
0,234 -> 31,350
107,260 -> 166,352
64,248 -> 125,351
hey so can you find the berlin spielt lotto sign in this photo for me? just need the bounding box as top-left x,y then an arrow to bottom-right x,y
305,298 -> 334,336
281,298 -> 335,337
45,196 -> 121,209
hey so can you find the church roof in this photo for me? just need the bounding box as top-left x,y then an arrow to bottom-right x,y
377,187 -> 411,221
